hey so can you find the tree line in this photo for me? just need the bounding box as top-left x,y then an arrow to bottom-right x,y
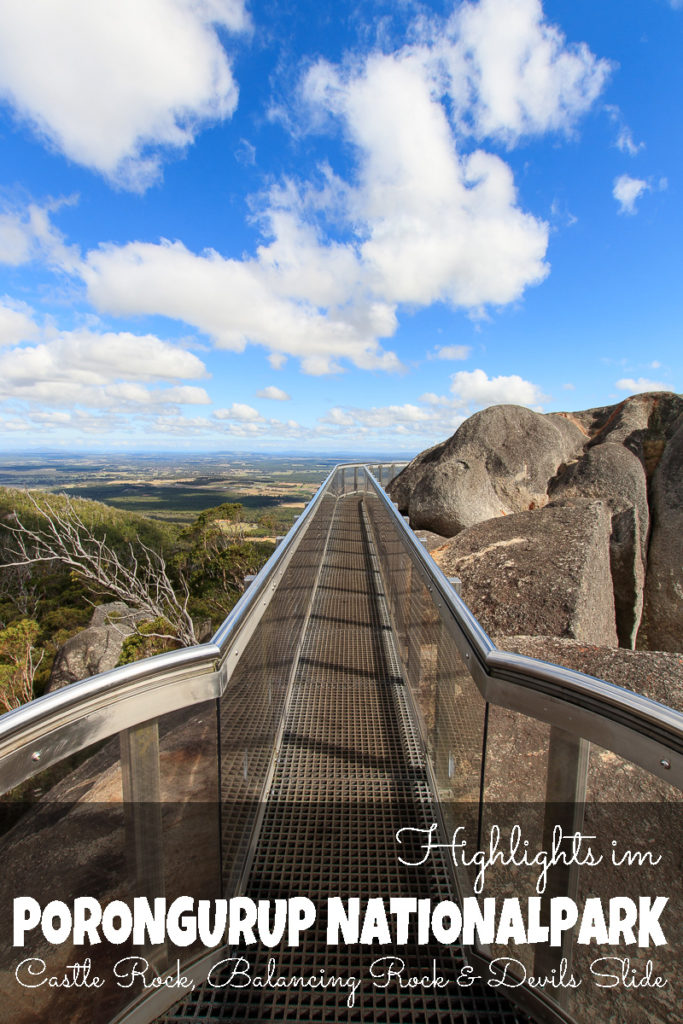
0,489 -> 275,711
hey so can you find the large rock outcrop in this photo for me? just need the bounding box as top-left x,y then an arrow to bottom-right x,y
389,405 -> 585,536
495,635 -> 683,713
432,500 -> 618,646
48,602 -> 147,691
548,442 -> 649,648
586,390 -> 683,478
394,391 -> 682,652
641,416 -> 683,652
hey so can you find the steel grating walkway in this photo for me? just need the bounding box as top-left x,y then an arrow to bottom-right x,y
159,496 -> 531,1024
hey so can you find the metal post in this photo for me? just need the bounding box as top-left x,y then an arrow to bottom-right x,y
533,726 -> 589,1003
354,466 -> 358,492
120,721 -> 167,969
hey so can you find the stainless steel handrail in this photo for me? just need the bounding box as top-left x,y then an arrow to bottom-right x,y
364,467 -> 683,789
0,466 -> 339,793
1,458 -> 681,796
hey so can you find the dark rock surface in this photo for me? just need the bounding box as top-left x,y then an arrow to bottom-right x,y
641,417 -> 683,652
47,602 -> 148,691
389,404 -> 585,536
432,500 -> 618,646
548,442 -> 649,648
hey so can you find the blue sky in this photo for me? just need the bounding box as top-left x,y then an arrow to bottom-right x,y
0,0 -> 680,454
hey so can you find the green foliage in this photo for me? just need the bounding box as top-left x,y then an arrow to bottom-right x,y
0,488 -> 276,697
0,618 -> 44,711
118,618 -> 180,664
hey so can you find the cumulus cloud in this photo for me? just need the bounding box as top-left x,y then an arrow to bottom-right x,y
613,175 -> 649,215
318,367 -> 546,440
214,402 -> 264,422
616,126 -> 643,156
605,106 -> 643,157
437,0 -> 612,143
257,385 -> 291,400
0,213 -> 33,265
0,328 -> 207,407
615,377 -> 667,394
450,368 -> 546,408
303,54 -> 550,310
0,198 -> 82,271
82,237 -> 402,375
5,0 -> 610,397
0,300 -> 39,346
319,401 -> 466,439
0,0 -> 249,189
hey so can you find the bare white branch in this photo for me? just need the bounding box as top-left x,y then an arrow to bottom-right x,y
1,492 -> 197,646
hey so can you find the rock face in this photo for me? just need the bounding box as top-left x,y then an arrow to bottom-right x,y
432,500 -> 618,647
548,442 -> 649,648
495,635 -> 683,711
394,391 -> 683,652
586,391 -> 683,478
641,417 -> 683,652
389,405 -> 585,536
48,602 -> 147,691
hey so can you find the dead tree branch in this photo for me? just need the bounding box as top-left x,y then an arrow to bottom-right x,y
1,492 -> 197,646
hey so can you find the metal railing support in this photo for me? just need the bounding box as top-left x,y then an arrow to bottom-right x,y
120,721 -> 167,969
533,725 -> 590,1002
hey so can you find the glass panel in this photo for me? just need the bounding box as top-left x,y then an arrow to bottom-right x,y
565,747 -> 682,1024
0,702 -> 221,1023
0,736 -> 130,1024
219,488 -> 337,897
363,482 -> 488,888
479,706 -> 552,975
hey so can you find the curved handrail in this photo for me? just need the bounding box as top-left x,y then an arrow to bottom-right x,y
364,467 -> 683,788
0,459 -> 681,796
0,466 -> 338,793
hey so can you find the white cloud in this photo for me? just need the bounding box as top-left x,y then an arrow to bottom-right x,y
82,237 -> 403,376
0,198 -> 82,271
450,368 -> 546,408
105,382 -> 211,405
0,300 -> 39,346
257,385 -> 291,400
9,1 -> 610,393
0,213 -> 33,265
615,377 -> 666,394
438,0 -> 611,144
0,329 -> 207,407
605,106 -> 643,157
214,402 -> 264,422
319,402 -> 464,438
613,175 -> 649,215
317,370 -> 547,439
304,55 -> 550,310
0,0 -> 249,189
433,344 -> 471,360
616,126 -> 643,156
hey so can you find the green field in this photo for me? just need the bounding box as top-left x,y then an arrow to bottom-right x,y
0,453 -> 342,527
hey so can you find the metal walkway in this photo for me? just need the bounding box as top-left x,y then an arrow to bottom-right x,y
159,497 -> 529,1023
1,463 -> 679,1024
